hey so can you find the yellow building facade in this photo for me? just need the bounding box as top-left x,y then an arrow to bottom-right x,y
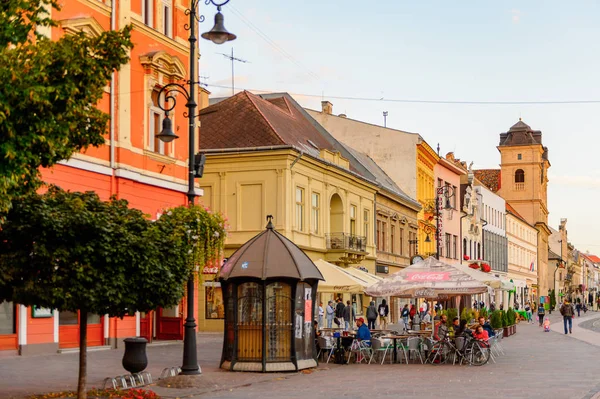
506,206 -> 538,304
197,148 -> 378,331
416,141 -> 440,258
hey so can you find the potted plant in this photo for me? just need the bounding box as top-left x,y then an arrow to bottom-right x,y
502,310 -> 510,337
508,308 -> 517,335
490,310 -> 503,336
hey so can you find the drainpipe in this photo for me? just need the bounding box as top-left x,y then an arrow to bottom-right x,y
109,1 -> 116,170
289,151 -> 303,170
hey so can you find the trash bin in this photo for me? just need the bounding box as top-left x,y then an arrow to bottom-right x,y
122,337 -> 148,373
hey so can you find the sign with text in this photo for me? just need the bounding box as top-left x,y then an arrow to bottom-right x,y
202,258 -> 228,274
406,272 -> 451,282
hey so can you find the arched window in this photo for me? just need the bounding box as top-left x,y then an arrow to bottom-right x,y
515,169 -> 525,183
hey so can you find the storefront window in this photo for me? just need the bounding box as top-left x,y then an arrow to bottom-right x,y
206,285 -> 224,319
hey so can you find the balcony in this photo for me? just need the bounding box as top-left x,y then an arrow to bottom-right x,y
326,233 -> 367,252
325,233 -> 368,265
514,183 -> 525,191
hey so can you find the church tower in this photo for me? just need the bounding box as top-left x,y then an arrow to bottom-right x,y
497,119 -> 552,300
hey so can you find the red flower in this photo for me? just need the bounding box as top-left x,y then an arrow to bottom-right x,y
463,255 -> 470,261
469,263 -> 479,269
481,263 -> 491,273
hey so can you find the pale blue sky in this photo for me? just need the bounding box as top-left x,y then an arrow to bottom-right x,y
199,0 -> 600,254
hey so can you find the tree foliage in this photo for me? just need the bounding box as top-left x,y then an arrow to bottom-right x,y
0,0 -> 133,215
0,187 -> 195,315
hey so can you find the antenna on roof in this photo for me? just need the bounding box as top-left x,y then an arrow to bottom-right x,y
383,111 -> 388,127
218,48 -> 250,96
437,143 -> 440,156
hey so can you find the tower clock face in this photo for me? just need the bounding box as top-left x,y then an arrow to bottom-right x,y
411,255 -> 424,264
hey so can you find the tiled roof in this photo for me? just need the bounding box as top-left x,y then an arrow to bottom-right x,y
200,91 -> 334,159
473,169 -> 500,192
548,250 -> 562,261
499,120 -> 549,162
587,255 -> 600,263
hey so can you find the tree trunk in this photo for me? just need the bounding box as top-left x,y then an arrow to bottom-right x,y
77,310 -> 88,399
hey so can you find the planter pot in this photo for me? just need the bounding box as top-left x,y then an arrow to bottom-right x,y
503,327 -> 510,337
512,324 -> 517,335
122,337 -> 148,373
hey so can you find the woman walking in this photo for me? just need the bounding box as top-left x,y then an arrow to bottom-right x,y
537,302 -> 546,327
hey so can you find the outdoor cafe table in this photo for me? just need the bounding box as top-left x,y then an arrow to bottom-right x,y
381,331 -> 432,364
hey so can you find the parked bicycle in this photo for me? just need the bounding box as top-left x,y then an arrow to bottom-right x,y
425,332 -> 491,366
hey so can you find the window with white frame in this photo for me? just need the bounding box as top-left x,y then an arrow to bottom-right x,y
349,205 -> 357,235
149,89 -> 167,155
311,192 -> 319,234
162,0 -> 172,38
295,187 -> 304,231
142,0 -> 153,28
363,210 -> 370,243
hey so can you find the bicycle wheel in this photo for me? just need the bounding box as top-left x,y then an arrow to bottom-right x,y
467,341 -> 490,366
427,341 -> 451,365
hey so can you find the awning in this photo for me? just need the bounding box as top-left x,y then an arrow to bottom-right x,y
314,259 -> 368,293
341,267 -> 384,286
365,257 -> 491,299
454,263 -> 514,291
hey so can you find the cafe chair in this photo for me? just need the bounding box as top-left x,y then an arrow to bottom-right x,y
369,337 -> 395,365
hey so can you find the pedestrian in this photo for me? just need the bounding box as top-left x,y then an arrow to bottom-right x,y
514,301 -> 520,311
560,298 -> 575,334
366,301 -> 378,330
499,303 -> 504,311
378,299 -> 389,329
479,300 -> 485,310
489,302 -> 496,312
419,301 -> 428,319
318,302 -> 324,327
326,300 -> 335,328
409,303 -> 416,321
576,302 -> 582,317
473,300 -> 478,310
524,301 -> 532,323
335,297 -> 345,327
401,304 -> 410,326
342,300 -> 355,331
537,302 -> 546,327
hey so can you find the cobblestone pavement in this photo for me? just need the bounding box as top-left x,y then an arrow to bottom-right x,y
3,318 -> 600,399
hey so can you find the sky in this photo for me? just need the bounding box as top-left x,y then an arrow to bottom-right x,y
199,0 -> 600,254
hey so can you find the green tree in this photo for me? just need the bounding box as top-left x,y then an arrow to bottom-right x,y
0,0 -> 133,216
0,187 -> 225,399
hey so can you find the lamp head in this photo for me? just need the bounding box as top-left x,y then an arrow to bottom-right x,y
156,115 -> 179,143
201,11 -> 236,45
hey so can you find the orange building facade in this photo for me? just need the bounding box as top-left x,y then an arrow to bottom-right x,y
0,0 -> 211,355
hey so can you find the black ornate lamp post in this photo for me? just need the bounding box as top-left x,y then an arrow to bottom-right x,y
156,0 -> 235,376
434,186 -> 455,260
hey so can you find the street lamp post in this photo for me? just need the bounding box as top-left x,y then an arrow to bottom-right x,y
156,0 -> 235,376
434,186 -> 455,260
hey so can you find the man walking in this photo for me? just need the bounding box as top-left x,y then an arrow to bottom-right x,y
335,298 -> 345,328
560,298 -> 575,334
342,300 -> 355,331
326,300 -> 335,328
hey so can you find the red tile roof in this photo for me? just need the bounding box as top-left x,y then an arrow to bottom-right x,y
587,255 -> 600,263
505,203 -> 530,226
199,91 -> 335,157
474,169 -> 501,192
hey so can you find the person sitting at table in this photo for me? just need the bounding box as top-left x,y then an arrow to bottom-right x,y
433,314 -> 448,341
355,317 -> 371,344
455,319 -> 471,337
313,320 -> 321,353
478,316 -> 495,337
422,310 -> 432,323
451,317 -> 460,334
472,324 -> 489,342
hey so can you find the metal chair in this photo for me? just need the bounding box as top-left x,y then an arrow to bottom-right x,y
348,339 -> 372,364
318,336 -> 334,361
407,337 -> 424,363
369,337 -> 394,364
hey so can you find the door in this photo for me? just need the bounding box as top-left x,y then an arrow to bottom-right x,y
139,311 -> 153,342
59,311 -> 104,349
0,301 -> 17,350
156,305 -> 183,340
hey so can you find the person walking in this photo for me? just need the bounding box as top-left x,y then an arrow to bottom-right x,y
537,302 -> 545,327
318,302 -> 324,327
524,301 -> 533,324
576,302 -> 582,317
335,298 -> 345,327
401,304 -> 410,326
326,300 -> 335,328
378,299 -> 389,329
366,301 -> 378,330
560,299 -> 575,334
342,300 -> 355,331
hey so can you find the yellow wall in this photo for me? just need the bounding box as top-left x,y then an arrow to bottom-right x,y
196,149 -> 379,331
416,142 -> 439,257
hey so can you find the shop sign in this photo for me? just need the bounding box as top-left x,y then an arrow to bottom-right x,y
202,258 -> 228,274
406,272 -> 450,282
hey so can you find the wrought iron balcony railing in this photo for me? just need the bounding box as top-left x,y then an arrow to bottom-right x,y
326,233 -> 367,252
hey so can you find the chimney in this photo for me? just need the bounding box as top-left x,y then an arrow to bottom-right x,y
321,101 -> 333,115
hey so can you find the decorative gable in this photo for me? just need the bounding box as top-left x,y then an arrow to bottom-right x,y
139,51 -> 186,81
60,17 -> 105,38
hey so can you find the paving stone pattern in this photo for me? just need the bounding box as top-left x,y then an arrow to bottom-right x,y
3,316 -> 600,399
